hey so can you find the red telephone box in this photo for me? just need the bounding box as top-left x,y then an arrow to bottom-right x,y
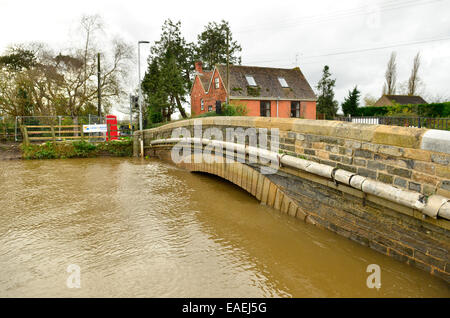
106,115 -> 118,141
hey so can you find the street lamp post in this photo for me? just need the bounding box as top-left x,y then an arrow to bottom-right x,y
138,40 -> 150,132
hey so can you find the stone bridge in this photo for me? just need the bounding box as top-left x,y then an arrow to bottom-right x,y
134,117 -> 450,282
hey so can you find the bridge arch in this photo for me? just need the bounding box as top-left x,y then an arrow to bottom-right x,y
173,154 -> 316,225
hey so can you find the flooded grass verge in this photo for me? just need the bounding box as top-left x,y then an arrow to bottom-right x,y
18,139 -> 133,160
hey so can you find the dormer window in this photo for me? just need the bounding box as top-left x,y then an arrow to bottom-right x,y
214,77 -> 220,89
245,75 -> 257,86
278,77 -> 289,88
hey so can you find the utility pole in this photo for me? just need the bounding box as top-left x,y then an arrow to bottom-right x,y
226,29 -> 230,104
97,53 -> 101,117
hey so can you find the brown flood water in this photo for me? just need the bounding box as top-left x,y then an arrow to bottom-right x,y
0,158 -> 448,297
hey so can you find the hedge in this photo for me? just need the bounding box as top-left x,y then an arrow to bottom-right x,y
355,102 -> 450,118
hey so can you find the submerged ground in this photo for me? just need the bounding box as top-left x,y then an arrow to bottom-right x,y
0,142 -> 21,160
0,158 -> 448,297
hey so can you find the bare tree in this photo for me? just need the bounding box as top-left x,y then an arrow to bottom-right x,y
382,52 -> 397,95
363,94 -> 377,106
80,14 -> 103,96
407,52 -> 421,96
0,15 -> 133,118
423,93 -> 449,103
53,37 -> 133,116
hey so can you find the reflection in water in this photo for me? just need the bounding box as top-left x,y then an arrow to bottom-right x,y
0,158 -> 448,297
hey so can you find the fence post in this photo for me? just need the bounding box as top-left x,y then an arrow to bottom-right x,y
21,125 -> 29,146
1,117 -> 6,141
15,116 -> 18,142
418,117 -> 421,128
50,124 -> 56,141
80,125 -> 84,141
58,116 -> 61,139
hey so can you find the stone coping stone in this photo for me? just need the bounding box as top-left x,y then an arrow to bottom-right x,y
421,130 -> 450,155
137,117 -> 450,154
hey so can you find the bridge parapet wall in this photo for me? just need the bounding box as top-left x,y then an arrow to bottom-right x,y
136,117 -> 450,198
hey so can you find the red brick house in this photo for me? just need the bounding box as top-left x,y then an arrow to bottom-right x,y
190,62 -> 317,119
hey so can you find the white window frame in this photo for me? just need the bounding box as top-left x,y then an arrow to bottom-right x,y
214,77 -> 220,89
245,75 -> 257,86
278,77 -> 289,88
208,105 -> 213,112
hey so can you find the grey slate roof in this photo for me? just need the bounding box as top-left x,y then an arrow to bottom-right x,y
383,95 -> 427,105
216,64 -> 317,100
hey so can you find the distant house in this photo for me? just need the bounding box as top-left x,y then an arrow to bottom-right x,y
373,95 -> 427,107
190,62 -> 317,119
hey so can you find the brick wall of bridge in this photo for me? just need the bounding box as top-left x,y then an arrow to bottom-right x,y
137,117 -> 450,199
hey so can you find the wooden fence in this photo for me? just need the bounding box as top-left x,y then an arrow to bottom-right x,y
0,125 -> 14,141
20,124 -> 118,145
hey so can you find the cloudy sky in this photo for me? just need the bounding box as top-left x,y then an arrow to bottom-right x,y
1,0 -> 449,117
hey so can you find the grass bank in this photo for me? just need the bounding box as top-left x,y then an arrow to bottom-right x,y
21,139 -> 133,160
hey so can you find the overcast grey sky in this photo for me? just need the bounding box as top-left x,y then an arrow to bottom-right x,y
1,0 -> 449,117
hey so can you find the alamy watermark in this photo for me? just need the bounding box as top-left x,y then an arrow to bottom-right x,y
366,264 -> 381,290
66,264 -> 81,289
170,120 -> 280,175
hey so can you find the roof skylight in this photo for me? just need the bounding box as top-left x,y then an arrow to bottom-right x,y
245,75 -> 257,86
278,77 -> 289,88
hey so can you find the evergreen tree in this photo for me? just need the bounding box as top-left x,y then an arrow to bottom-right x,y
341,86 -> 361,116
316,65 -> 338,119
0,48 -> 36,71
195,20 -> 242,69
142,20 -> 192,123
142,58 -> 170,123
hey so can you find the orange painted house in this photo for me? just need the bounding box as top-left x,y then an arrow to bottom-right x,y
190,62 -> 317,119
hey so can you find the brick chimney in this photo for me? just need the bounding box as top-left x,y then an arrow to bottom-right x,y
194,61 -> 203,74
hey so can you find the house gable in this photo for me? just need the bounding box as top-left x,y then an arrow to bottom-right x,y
374,96 -> 393,107
190,67 -> 227,115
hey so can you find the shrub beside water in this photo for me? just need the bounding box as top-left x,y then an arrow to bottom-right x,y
21,139 -> 133,160
96,140 -> 133,157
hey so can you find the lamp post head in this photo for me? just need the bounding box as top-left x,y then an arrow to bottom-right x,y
138,41 -> 150,44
